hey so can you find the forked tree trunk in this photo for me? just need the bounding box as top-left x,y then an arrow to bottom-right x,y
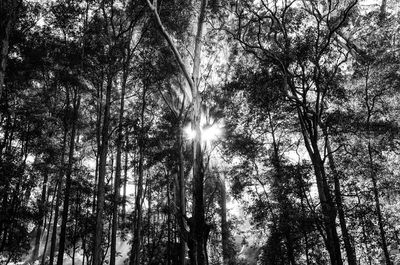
323,129 -> 357,265
297,109 -> 343,265
145,0 -> 208,263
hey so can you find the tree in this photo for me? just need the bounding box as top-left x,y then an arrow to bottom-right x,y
228,1 -> 358,264
0,0 -> 22,98
145,0 -> 210,264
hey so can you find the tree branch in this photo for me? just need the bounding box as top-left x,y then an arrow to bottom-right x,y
145,0 -> 193,102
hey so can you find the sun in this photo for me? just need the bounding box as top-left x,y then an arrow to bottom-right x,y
183,121 -> 223,143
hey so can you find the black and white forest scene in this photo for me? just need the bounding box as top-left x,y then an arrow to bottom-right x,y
1,0 -> 400,264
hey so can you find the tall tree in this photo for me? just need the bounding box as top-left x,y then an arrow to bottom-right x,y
0,0 -> 21,98
145,0 -> 209,264
57,87 -> 81,265
229,1 -> 357,263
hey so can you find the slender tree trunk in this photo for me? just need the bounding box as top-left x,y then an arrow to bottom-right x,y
268,110 -> 297,265
93,77 -> 104,214
167,176 -> 171,265
297,109 -> 343,265
93,73 -> 113,265
122,132 -> 128,224
369,142 -> 391,265
300,200 -> 310,265
356,190 -> 372,265
177,120 -> 187,265
312,152 -> 343,265
324,130 -> 357,265
49,121 -> 69,265
41,181 -> 57,265
0,0 -> 20,98
285,230 -> 296,265
71,191 -> 80,265
32,171 -> 48,262
380,0 -> 387,21
110,67 -> 127,265
147,178 -> 152,264
220,174 -> 229,265
364,65 -> 391,265
129,85 -> 147,265
57,89 -> 80,265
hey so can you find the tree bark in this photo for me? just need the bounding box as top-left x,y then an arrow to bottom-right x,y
57,88 -> 80,265
380,0 -> 387,21
93,73 -> 113,265
364,65 -> 391,265
122,132 -> 128,224
369,141 -> 391,265
49,115 -> 69,265
297,109 -> 343,265
176,120 -> 187,265
41,180 -> 57,265
0,0 -> 20,98
190,1 -> 208,264
220,174 -> 229,265
145,1 -> 208,263
323,129 -> 357,265
110,63 -> 127,265
129,85 -> 147,265
31,170 -> 48,262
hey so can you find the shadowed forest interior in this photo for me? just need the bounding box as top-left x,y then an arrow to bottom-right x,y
1,0 -> 400,264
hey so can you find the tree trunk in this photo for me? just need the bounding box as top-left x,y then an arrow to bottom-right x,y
380,0 -> 387,21
57,88 -> 80,265
167,176 -> 171,265
356,190 -> 373,265
93,73 -> 113,265
110,59 -> 128,265
31,170 -> 48,262
364,65 -> 391,265
0,0 -> 20,98
312,152 -> 343,265
129,85 -> 147,265
297,109 -> 343,265
41,181 -> 56,265
145,0 -> 208,263
191,1 -> 208,264
324,131 -> 357,265
220,174 -> 229,265
93,76 -> 104,214
49,118 -> 69,265
72,190 -> 80,265
122,132 -> 128,224
369,142 -> 391,265
177,120 -> 187,265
